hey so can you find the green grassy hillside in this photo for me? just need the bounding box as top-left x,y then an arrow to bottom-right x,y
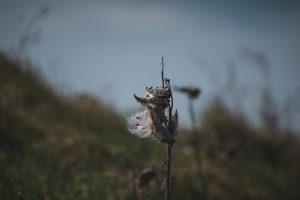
0,53 -> 299,199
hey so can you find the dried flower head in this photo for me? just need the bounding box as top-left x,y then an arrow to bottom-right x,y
128,81 -> 178,143
175,86 -> 201,99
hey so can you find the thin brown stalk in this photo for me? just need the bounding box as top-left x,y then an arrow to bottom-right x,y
162,58 -> 174,200
166,143 -> 173,200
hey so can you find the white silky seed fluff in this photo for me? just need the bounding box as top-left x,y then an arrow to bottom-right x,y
127,104 -> 161,142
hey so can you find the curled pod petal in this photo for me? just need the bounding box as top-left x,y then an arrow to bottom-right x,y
134,94 -> 150,105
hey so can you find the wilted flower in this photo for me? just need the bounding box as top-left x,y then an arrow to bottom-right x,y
128,85 -> 178,143
175,86 -> 201,99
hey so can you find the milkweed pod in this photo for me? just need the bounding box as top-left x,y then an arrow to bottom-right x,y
146,87 -> 171,100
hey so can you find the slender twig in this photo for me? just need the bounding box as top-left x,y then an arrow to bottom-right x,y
166,143 -> 173,200
161,57 -> 165,88
188,98 -> 197,130
161,59 -> 174,200
166,85 -> 174,200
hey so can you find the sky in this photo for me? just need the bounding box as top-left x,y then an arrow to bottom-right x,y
1,0 -> 300,131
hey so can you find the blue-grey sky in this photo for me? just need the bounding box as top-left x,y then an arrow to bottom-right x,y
1,0 -> 300,131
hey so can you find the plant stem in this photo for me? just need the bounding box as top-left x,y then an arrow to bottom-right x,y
188,98 -> 208,200
188,98 -> 197,130
161,57 -> 165,87
166,143 -> 173,200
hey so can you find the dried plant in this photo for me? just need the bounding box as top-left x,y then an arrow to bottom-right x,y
128,58 -> 178,200
175,86 -> 200,130
175,86 -> 208,199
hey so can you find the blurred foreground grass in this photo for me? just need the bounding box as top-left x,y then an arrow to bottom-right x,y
0,53 -> 300,199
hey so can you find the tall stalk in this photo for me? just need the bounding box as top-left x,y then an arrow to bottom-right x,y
166,143 -> 173,200
163,58 -> 175,200
175,86 -> 208,199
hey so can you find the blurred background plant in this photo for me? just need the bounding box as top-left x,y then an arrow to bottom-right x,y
175,86 -> 208,200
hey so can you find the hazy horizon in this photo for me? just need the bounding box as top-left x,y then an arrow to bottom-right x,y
1,0 -> 300,131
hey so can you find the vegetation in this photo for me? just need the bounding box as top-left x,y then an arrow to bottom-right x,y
1,52 -> 299,199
